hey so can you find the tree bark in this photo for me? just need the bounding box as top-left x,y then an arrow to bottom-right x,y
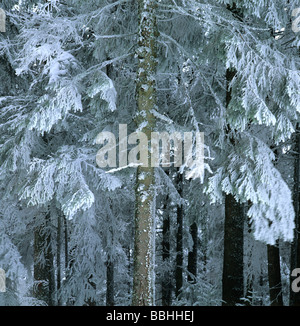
175,169 -> 183,298
245,215 -> 254,306
132,0 -> 157,306
187,222 -> 198,284
222,194 -> 244,306
162,192 -> 172,306
56,212 -> 62,306
106,258 -> 115,306
222,61 -> 245,306
33,213 -> 55,306
267,243 -> 283,306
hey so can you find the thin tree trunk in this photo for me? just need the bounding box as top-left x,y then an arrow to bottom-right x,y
63,216 -> 72,306
267,242 -> 283,306
104,63 -> 115,307
33,221 -> 48,304
290,123 -> 300,305
106,201 -> 115,306
162,192 -> 172,306
56,211 -> 62,306
132,0 -> 157,306
47,229 -> 55,306
187,222 -> 198,284
245,215 -> 254,306
64,216 -> 69,270
175,169 -> 183,298
106,258 -> 115,306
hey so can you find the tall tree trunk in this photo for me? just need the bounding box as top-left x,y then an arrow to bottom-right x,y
132,0 -> 157,306
267,242 -> 283,306
162,192 -> 172,306
63,216 -> 69,270
63,216 -> 71,306
104,64 -> 115,307
222,61 -> 245,305
175,169 -> 183,298
290,123 -> 300,306
56,211 -> 62,306
187,222 -> 198,284
245,215 -> 254,306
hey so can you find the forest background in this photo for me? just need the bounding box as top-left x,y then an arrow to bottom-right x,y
0,0 -> 299,306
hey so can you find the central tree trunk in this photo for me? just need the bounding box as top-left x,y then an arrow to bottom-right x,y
132,0 -> 157,306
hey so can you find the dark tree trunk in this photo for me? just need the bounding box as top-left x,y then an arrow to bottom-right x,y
104,62 -> 116,307
267,242 -> 283,306
245,216 -> 254,306
222,58 -> 245,305
63,216 -> 69,269
290,123 -> 300,306
162,192 -> 172,306
33,223 -> 48,303
187,222 -> 198,284
33,213 -> 55,306
56,212 -> 62,306
106,258 -> 115,306
47,230 -> 55,306
175,170 -> 183,298
222,194 -> 245,306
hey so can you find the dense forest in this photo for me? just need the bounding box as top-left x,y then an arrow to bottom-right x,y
0,0 -> 299,306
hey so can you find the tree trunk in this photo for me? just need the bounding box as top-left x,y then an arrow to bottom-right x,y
187,222 -> 198,284
267,242 -> 283,306
290,123 -> 300,306
33,213 -> 55,305
245,216 -> 254,306
222,62 -> 245,306
63,216 -> 69,270
222,194 -> 244,306
162,192 -> 172,306
132,0 -> 157,306
56,211 -> 62,306
33,222 -> 48,304
175,169 -> 183,298
106,258 -> 115,306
